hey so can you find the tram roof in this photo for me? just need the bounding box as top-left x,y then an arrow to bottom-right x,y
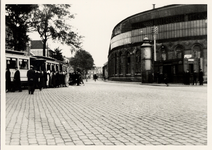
31,55 -> 65,64
6,49 -> 27,55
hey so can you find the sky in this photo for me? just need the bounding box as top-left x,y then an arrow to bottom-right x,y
7,0 -> 208,66
25,0 -> 174,67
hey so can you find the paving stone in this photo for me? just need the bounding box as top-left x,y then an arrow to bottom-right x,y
5,81 -> 207,145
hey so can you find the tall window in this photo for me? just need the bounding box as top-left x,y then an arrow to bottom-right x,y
161,50 -> 167,61
19,59 -> 28,69
126,52 -> 131,74
119,52 -> 122,74
6,58 -> 17,69
175,45 -> 183,59
192,45 -> 201,58
115,53 -> 117,74
135,49 -> 141,73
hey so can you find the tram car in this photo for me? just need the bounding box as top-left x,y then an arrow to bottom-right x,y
6,49 -> 30,86
6,49 -> 69,88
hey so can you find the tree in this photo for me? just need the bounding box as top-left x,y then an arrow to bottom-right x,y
51,47 -> 64,61
31,4 -> 82,56
6,4 -> 38,51
69,50 -> 94,73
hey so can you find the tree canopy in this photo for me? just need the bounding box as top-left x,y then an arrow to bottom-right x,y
6,4 -> 38,50
31,4 -> 83,56
51,47 -> 64,61
69,50 -> 94,73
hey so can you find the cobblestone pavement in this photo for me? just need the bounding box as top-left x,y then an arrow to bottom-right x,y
5,80 -> 207,145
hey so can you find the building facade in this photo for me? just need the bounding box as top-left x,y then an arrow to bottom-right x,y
107,4 -> 207,83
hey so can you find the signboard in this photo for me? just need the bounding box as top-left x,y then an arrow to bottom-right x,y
184,54 -> 192,59
188,59 -> 194,61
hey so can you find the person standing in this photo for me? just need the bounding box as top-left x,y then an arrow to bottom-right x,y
13,67 -> 22,92
27,65 -> 36,94
6,68 -> 11,92
40,70 -> 45,90
192,70 -> 197,85
164,73 -> 169,86
199,69 -> 204,85
185,69 -> 190,85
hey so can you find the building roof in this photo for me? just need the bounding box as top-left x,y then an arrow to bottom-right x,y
112,4 -> 207,36
30,40 -> 43,49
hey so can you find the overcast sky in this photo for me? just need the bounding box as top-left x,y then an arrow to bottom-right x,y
25,0 -> 174,66
68,0 -> 172,66
6,0 -> 208,66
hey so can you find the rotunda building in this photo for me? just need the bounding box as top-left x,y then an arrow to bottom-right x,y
107,4 -> 207,83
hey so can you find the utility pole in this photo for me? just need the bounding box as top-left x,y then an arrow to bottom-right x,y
152,26 -> 158,61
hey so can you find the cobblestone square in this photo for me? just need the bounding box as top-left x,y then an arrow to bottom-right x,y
5,80 -> 207,146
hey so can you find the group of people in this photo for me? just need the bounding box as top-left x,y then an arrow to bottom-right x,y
6,67 -> 22,92
27,66 -> 70,94
6,66 -> 70,94
184,69 -> 204,85
155,69 -> 204,86
69,71 -> 84,86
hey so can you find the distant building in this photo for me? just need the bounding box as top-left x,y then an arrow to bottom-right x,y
30,40 -> 48,57
87,67 -> 103,79
103,62 -> 108,79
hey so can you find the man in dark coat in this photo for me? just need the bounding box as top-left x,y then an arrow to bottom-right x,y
199,69 -> 204,85
185,69 -> 190,85
27,66 -> 36,94
164,73 -> 169,86
13,67 -> 22,92
6,68 -> 11,92
192,70 -> 197,85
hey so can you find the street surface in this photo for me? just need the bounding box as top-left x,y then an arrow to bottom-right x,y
5,80 -> 207,145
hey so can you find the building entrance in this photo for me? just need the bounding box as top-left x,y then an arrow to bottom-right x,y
163,65 -> 172,82
189,64 -> 194,73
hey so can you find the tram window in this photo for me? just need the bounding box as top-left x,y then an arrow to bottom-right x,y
47,64 -> 51,70
19,59 -> 28,69
7,58 -> 17,69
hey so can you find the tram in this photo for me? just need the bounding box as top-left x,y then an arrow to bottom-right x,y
6,49 -> 69,87
6,49 -> 30,86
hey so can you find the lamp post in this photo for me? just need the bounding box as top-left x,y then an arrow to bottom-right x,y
152,26 -> 158,61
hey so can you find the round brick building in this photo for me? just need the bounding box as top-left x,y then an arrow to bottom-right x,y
107,4 -> 207,83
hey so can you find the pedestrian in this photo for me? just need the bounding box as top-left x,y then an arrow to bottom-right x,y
43,70 -> 47,88
185,69 -> 190,85
192,70 -> 197,85
40,70 -> 45,90
164,73 -> 169,86
13,67 -> 22,92
27,65 -> 36,94
36,70 -> 42,90
52,71 -> 56,88
76,71 -> 81,86
46,70 -> 50,88
79,73 -> 85,86
93,74 -> 97,82
199,69 -> 204,85
6,68 -> 11,92
86,74 -> 88,82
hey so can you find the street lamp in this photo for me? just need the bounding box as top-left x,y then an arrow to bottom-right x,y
152,26 -> 158,61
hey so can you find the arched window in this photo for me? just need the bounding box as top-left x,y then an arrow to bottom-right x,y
192,44 -> 201,59
161,45 -> 167,61
135,49 -> 141,73
119,52 -> 122,74
115,53 -> 117,74
175,45 -> 183,59
126,52 -> 131,74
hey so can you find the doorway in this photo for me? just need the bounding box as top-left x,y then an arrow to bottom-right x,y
189,64 -> 194,73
